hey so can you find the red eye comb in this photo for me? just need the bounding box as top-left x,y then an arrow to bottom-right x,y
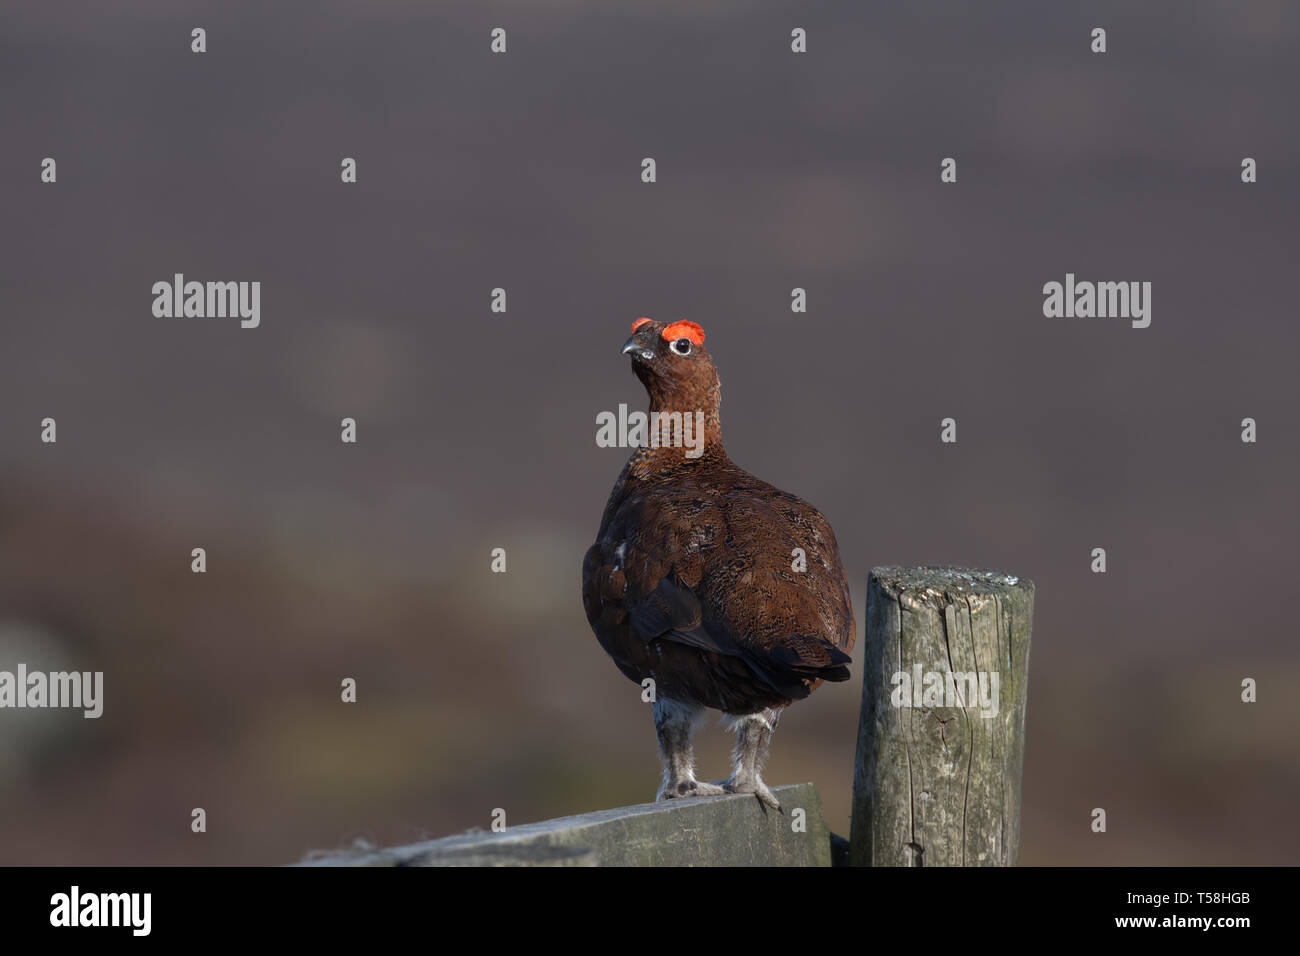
631,317 -> 653,333
661,321 -> 705,345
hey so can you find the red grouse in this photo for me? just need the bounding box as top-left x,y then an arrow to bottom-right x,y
582,317 -> 855,810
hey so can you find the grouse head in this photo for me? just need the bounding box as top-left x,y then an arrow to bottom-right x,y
621,317 -> 722,450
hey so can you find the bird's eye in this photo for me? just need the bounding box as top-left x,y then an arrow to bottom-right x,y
671,338 -> 691,355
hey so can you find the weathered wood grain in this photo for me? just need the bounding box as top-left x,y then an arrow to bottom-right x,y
298,783 -> 831,867
850,566 -> 1034,866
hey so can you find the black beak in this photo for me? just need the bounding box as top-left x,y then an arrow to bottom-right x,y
621,336 -> 655,361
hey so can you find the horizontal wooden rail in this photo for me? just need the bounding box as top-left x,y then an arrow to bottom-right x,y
298,783 -> 833,867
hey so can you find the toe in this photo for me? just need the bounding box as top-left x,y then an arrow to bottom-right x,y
660,780 -> 725,800
683,780 -> 725,797
722,778 -> 782,811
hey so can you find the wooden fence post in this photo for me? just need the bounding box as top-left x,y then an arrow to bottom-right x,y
850,566 -> 1034,866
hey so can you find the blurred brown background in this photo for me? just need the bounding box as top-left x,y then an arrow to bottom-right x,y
2,0 -> 1298,865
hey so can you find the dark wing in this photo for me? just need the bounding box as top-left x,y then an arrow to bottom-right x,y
626,575 -> 845,697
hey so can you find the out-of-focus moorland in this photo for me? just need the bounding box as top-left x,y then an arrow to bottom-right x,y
2,0 -> 1298,864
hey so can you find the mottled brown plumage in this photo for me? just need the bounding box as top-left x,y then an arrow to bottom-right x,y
582,317 -> 855,809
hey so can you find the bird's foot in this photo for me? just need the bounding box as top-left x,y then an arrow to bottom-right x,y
657,778 -> 727,801
721,776 -> 782,812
